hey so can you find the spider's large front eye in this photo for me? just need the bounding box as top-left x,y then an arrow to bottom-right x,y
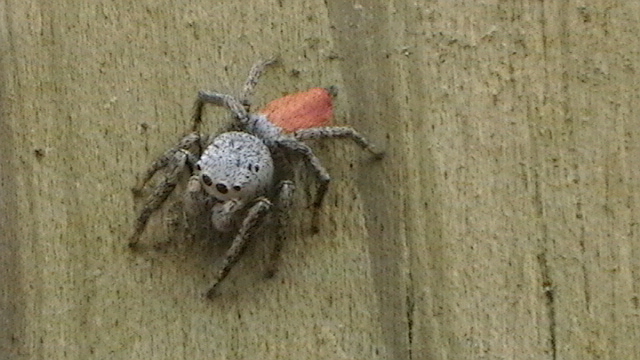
216,183 -> 228,194
201,174 -> 213,186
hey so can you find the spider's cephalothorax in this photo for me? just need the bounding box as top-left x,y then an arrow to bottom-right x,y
195,131 -> 275,232
197,132 -> 274,203
129,59 -> 383,299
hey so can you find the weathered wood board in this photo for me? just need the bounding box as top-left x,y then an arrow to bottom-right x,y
1,1 -> 638,359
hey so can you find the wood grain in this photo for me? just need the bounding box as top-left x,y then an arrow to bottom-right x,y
1,1 -> 638,359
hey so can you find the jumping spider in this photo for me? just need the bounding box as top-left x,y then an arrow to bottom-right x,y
129,59 -> 383,299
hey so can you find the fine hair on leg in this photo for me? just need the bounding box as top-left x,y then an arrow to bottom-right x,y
194,91 -> 251,130
294,126 -> 384,159
276,139 -> 330,233
129,148 -> 196,248
206,198 -> 272,299
240,58 -> 278,110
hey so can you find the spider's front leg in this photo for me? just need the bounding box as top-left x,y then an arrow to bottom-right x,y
191,58 -> 276,131
192,92 -> 249,131
128,134 -> 201,249
131,133 -> 201,196
206,198 -> 273,299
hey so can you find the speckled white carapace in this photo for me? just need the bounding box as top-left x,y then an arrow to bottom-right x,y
196,131 -> 274,204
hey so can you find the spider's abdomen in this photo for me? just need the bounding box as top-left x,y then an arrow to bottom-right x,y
260,87 -> 334,132
196,132 -> 274,203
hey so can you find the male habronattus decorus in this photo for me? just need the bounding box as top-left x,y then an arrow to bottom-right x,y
128,59 -> 384,299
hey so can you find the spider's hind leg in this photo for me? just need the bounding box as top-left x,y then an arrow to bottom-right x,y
277,126 -> 384,233
294,126 -> 384,159
276,139 -> 330,233
193,92 -> 250,131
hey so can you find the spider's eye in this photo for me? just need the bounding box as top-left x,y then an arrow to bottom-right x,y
232,185 -> 242,192
201,174 -> 213,186
216,183 -> 228,194
195,164 -> 202,171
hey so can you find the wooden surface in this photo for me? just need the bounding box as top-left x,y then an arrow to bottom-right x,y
1,1 -> 639,359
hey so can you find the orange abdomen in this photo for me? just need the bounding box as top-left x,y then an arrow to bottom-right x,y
260,87 -> 334,132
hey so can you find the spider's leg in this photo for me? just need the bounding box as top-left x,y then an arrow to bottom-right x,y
129,148 -> 196,249
265,180 -> 295,278
294,126 -> 384,159
192,91 -> 250,131
131,148 -> 176,198
191,96 -> 207,132
206,198 -> 272,299
240,58 -> 278,110
132,133 -> 201,196
277,139 -> 330,233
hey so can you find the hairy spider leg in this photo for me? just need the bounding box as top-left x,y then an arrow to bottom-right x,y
129,135 -> 201,248
132,133 -> 201,195
191,58 -> 277,132
274,138 -> 331,233
206,197 -> 273,299
240,57 -> 278,110
294,126 -> 384,159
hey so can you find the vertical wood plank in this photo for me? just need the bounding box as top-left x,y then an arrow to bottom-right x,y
1,1 -> 639,359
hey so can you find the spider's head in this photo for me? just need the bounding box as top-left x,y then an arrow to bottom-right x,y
196,132 -> 274,203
